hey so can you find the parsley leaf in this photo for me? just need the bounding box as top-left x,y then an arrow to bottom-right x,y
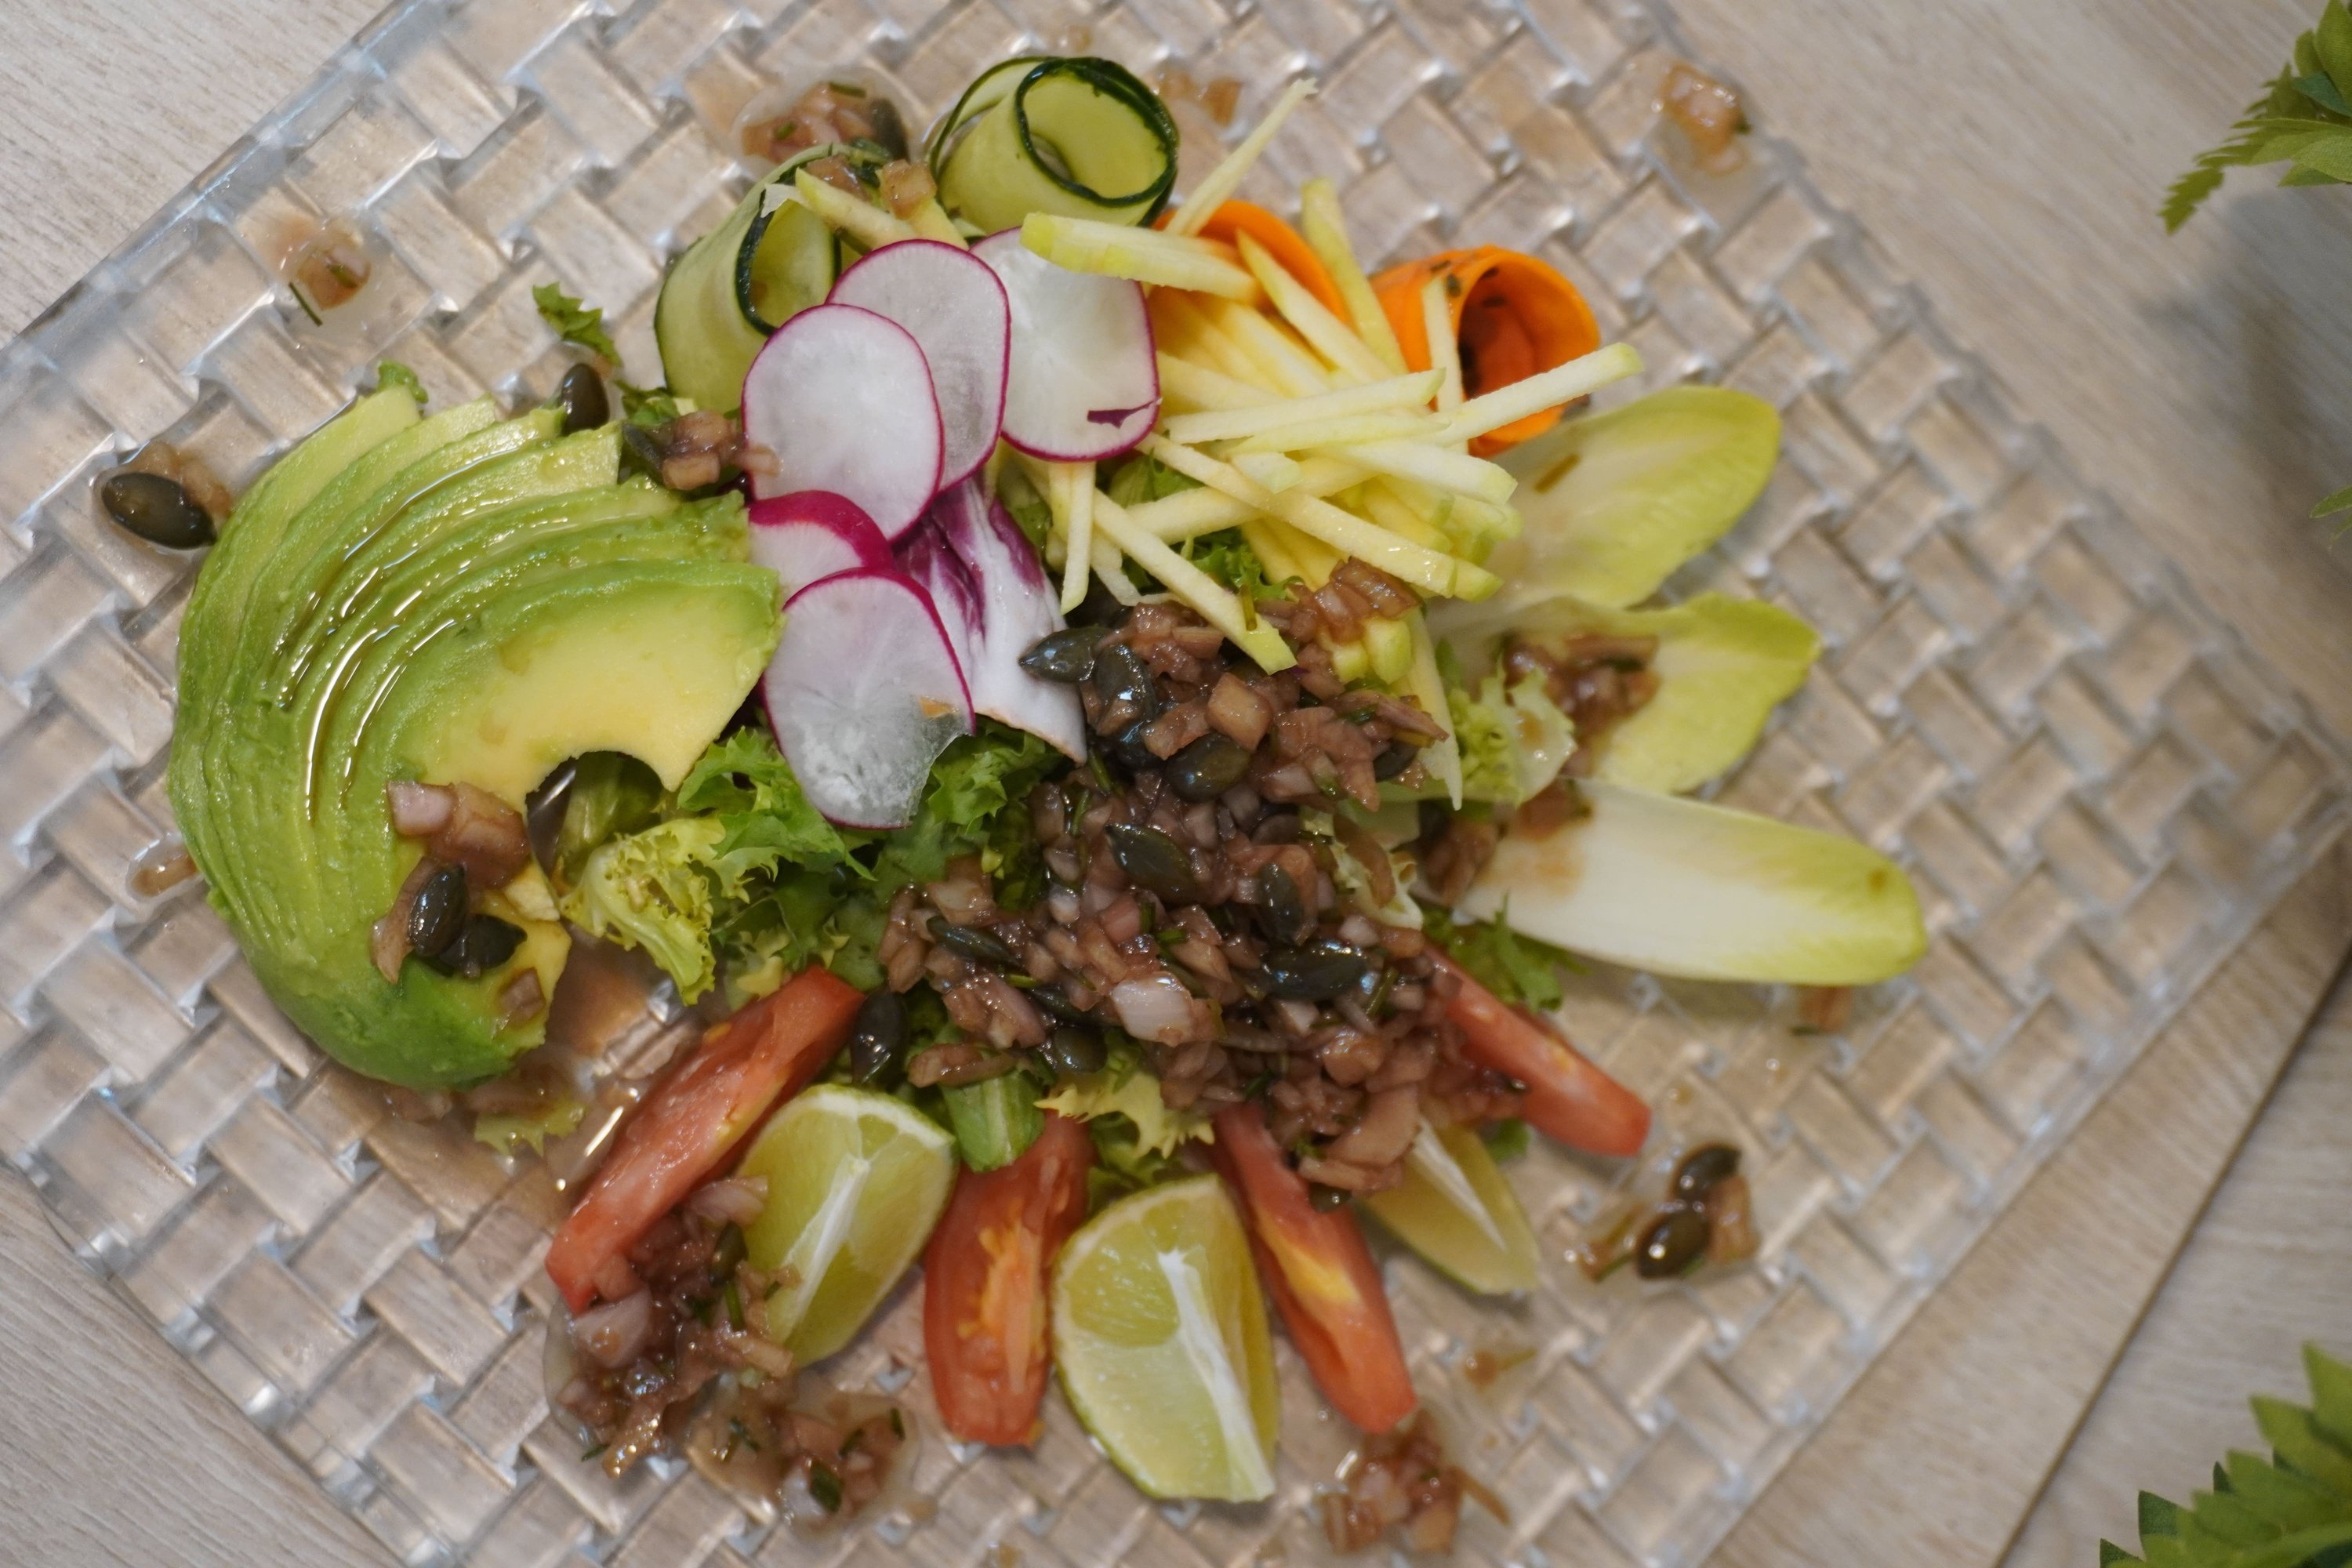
532,281 -> 622,365
2164,2 -> 2352,231
2101,1343 -> 2352,1566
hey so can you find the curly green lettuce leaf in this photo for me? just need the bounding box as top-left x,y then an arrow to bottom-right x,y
1437,590 -> 1820,796
1423,906 -> 1577,1013
1038,1038 -> 1211,1159
1107,452 -> 1203,507
1187,528 -> 1291,604
996,460 -> 1054,552
872,723 -> 1063,894
551,751 -> 667,888
678,727 -> 866,881
1305,807 -> 1425,929
1083,1112 -> 1194,1211
560,816 -> 742,1001
1457,778 -> 1925,986
1481,386 -> 1780,611
1437,639 -> 1577,807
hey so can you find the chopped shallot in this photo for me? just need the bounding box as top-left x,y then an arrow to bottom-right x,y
684,1177 -> 771,1228
385,780 -> 454,837
573,1290 -> 655,1370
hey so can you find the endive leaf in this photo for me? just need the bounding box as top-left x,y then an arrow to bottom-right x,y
1456,779 -> 1926,985
1434,590 -> 1820,795
1484,386 -> 1780,610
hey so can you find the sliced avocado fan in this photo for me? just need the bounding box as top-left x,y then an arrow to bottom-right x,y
169,390 -> 782,1088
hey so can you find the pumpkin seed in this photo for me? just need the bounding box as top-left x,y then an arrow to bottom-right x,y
1259,942 -> 1369,1000
848,990 -> 907,1085
1090,642 -> 1161,723
935,921 -> 1019,967
1018,626 -> 1106,684
1166,733 -> 1252,801
1105,822 -> 1196,902
1040,1026 -> 1106,1076
405,863 -> 469,958
100,471 -> 215,549
1670,1142 -> 1741,1201
1633,1205 -> 1711,1279
555,364 -> 609,433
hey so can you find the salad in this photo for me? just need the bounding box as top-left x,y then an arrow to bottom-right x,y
144,56 -> 1925,1555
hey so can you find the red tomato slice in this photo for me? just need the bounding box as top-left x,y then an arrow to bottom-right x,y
544,967 -> 865,1312
1433,953 -> 1652,1157
1210,1102 -> 1417,1435
922,1112 -> 1094,1446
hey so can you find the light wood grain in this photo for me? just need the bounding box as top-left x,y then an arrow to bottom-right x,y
1,3 -> 2349,1566
0,7 -> 391,1565
1711,844 -> 2352,1567
2005,973 -> 2352,1566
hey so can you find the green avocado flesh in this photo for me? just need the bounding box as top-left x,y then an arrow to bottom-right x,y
169,390 -> 783,1088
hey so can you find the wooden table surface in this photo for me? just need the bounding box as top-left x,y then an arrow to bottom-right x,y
2,2 -> 2349,1565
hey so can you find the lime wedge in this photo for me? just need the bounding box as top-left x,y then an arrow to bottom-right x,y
1050,1174 -> 1279,1501
736,1084 -> 956,1363
1361,1120 -> 1541,1294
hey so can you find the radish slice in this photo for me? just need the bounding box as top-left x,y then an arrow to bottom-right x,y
764,569 -> 974,829
829,240 -> 1011,489
971,229 -> 1158,461
740,303 -> 944,539
748,491 -> 893,597
902,478 -> 1087,760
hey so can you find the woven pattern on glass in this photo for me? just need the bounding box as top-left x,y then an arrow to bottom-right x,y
0,0 -> 2345,1565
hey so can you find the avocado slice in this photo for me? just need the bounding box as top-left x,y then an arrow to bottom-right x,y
169,405 -> 782,1088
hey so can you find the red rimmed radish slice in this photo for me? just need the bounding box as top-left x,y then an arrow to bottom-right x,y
830,240 -> 1011,489
764,569 -> 974,829
748,491 -> 893,597
741,303 -> 944,539
919,478 -> 1087,760
971,229 -> 1158,461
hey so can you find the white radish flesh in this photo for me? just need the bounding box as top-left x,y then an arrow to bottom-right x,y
765,569 -> 973,829
829,239 -> 1011,489
747,491 -> 893,597
971,229 -> 1158,461
905,478 -> 1087,760
739,303 -> 944,539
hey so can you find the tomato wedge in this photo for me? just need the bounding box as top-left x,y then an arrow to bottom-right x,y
922,1111 -> 1093,1446
1209,1102 -> 1417,1435
1433,953 -> 1651,1157
544,967 -> 864,1312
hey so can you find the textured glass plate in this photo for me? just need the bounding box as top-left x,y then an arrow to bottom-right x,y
1,1 -> 2346,1564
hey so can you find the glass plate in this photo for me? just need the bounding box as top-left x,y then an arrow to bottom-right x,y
0,1 -> 2344,1564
